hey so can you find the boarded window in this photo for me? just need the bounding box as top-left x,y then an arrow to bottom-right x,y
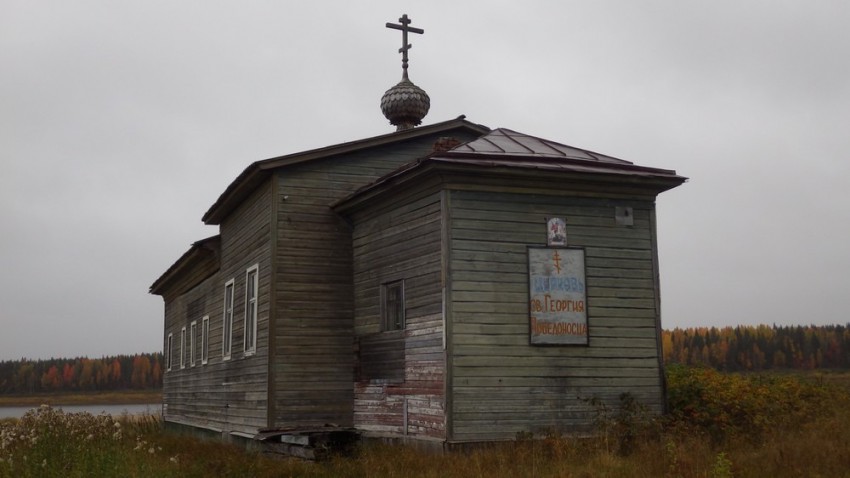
359,279 -> 406,381
357,333 -> 404,381
187,298 -> 205,322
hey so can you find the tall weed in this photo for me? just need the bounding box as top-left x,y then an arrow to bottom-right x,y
2,369 -> 849,477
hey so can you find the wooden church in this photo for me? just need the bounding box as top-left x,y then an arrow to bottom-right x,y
150,15 -> 686,447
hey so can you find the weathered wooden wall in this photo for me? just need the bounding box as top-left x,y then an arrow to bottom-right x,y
445,186 -> 665,442
271,133 -> 479,430
348,184 -> 447,438
162,271 -> 223,430
164,179 -> 272,436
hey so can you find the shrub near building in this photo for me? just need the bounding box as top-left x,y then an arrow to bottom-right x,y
665,365 -> 847,442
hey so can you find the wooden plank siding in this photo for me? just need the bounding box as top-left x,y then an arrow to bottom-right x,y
162,271 -> 223,430
446,188 -> 665,442
271,133 -> 480,430
348,185 -> 447,439
158,121 -> 681,444
164,179 -> 273,436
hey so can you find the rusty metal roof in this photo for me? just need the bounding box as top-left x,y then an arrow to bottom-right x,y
333,128 -> 686,212
448,128 -> 632,164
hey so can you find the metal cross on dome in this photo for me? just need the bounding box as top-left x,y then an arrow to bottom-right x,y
386,14 -> 424,77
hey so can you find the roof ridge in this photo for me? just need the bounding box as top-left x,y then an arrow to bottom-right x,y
447,127 -> 633,164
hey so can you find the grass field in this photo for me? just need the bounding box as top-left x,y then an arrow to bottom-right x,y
1,370 -> 848,478
0,389 -> 161,407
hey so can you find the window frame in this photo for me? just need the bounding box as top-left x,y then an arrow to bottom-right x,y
201,315 -> 210,365
222,279 -> 235,360
189,320 -> 197,367
166,333 -> 173,372
381,279 -> 405,332
244,264 -> 259,355
180,327 -> 186,369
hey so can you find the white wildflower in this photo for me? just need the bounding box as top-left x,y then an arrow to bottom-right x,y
41,458 -> 47,468
169,455 -> 179,464
148,447 -> 155,454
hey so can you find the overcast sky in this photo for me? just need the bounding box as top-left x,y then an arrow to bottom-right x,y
1,1 -> 848,361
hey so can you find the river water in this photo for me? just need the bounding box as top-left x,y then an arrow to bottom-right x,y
0,403 -> 161,419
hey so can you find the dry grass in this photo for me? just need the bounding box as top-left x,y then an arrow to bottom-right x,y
0,389 -> 161,407
2,371 -> 849,477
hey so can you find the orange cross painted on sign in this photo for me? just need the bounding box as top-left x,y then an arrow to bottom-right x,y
552,250 -> 562,274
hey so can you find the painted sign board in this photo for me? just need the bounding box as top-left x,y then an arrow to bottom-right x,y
528,247 -> 588,345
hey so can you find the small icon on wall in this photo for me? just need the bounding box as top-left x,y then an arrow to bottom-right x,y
547,217 -> 566,246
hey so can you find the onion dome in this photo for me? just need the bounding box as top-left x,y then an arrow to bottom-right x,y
383,15 -> 429,131
381,73 -> 430,131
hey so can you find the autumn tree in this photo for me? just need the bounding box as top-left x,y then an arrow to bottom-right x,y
663,324 -> 850,372
0,352 -> 163,395
131,355 -> 151,389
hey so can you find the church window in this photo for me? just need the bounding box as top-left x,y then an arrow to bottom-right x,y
222,279 -> 234,359
201,316 -> 210,365
166,333 -> 173,371
382,280 -> 405,331
189,321 -> 197,367
180,327 -> 186,369
244,265 -> 259,355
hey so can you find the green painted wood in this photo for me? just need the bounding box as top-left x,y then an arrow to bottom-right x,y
446,188 -> 665,441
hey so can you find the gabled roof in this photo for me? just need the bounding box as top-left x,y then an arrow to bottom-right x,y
149,235 -> 221,296
202,115 -> 490,225
334,128 -> 686,212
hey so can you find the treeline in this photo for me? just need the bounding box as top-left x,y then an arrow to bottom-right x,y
663,324 -> 850,371
0,353 -> 162,395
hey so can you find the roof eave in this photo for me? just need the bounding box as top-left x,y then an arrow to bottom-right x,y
333,159 -> 686,215
432,159 -> 687,193
437,151 -> 678,176
149,235 -> 221,296
202,116 -> 490,225
333,161 -> 442,215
